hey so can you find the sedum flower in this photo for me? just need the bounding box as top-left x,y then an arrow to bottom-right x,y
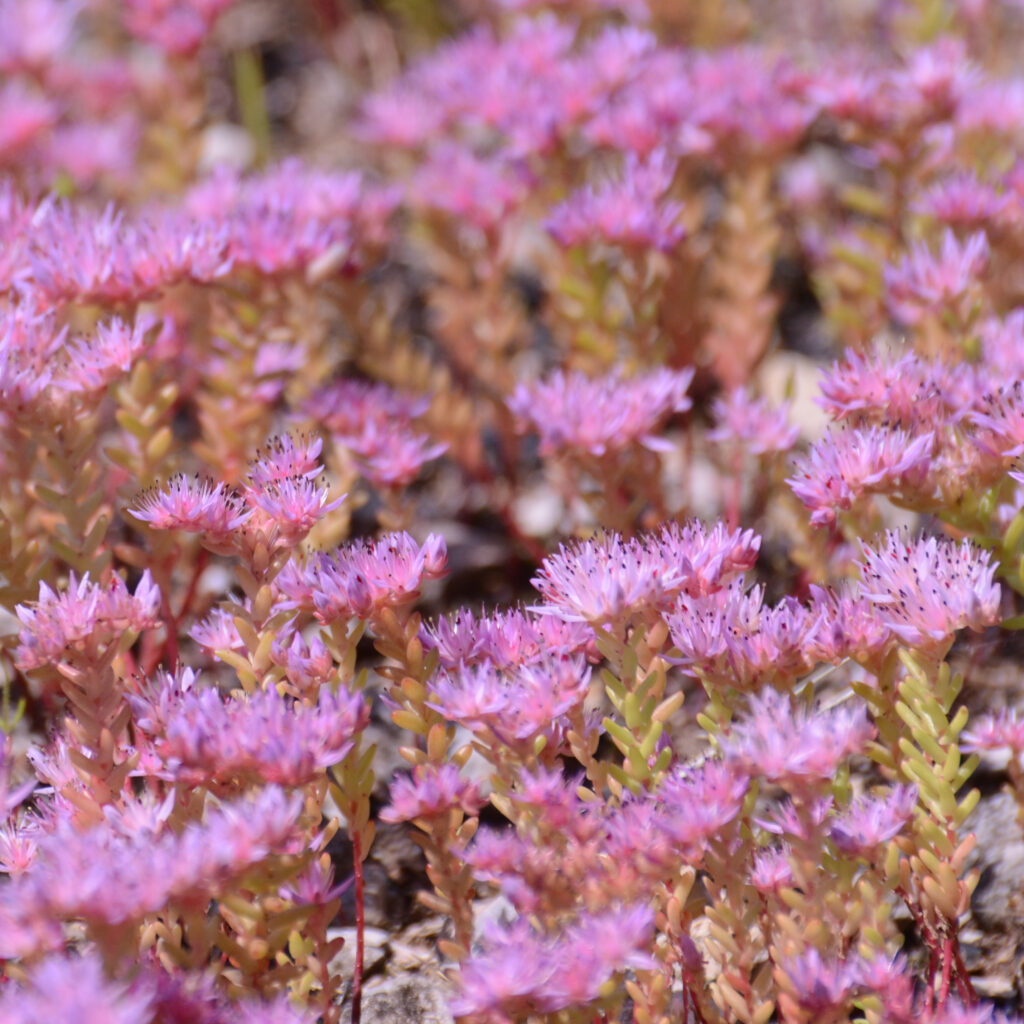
0,0 -> 80,74
0,303 -> 60,408
667,583 -> 818,690
381,763 -> 485,824
0,82 -> 57,157
855,531 -> 1001,651
817,347 -> 977,431
756,795 -> 834,842
884,229 -> 989,326
971,380 -> 1024,460
829,785 -> 918,857
428,656 -> 591,750
0,952 -> 154,1024
269,629 -> 335,695
244,474 -> 345,547
306,378 -> 430,431
750,845 -> 794,894
656,760 -> 749,858
15,571 -> 160,670
787,425 -> 934,526
775,947 -> 865,1023
306,379 -> 445,488
961,709 -> 1024,754
181,161 -> 395,278
451,905 -> 655,1021
131,682 -> 368,788
804,584 -> 895,666
25,201 -> 227,306
341,420 -> 448,489
422,606 -> 594,669
246,433 -> 325,488
506,763 -> 587,831
508,366 -> 693,458
122,0 -> 237,56
1,787 -> 303,946
0,816 -> 40,876
720,687 -> 874,789
189,608 -> 246,654
130,475 -> 251,542
708,387 -> 799,455
914,172 -> 1011,230
545,149 -> 686,252
54,315 -> 154,394
532,520 -> 759,625
146,969 -> 317,1024
409,143 -> 535,233
275,532 -> 447,622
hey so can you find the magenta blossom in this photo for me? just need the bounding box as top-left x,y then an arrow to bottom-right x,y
914,172 -> 1011,230
855,531 -> 1001,651
131,683 -> 368,788
123,0 -> 238,57
884,229 -> 989,326
532,520 -> 759,625
961,709 -> 1024,754
451,905 -> 655,1020
15,571 -> 160,670
787,425 -> 934,526
829,785 -> 918,857
274,532 -> 448,622
509,366 -> 693,458
1,787 -> 303,942
381,763 -> 485,824
545,149 -> 686,252
708,387 -> 799,455
428,656 -> 592,749
720,687 -> 875,789
269,630 -> 335,695
817,348 -> 977,431
0,952 -> 155,1024
422,606 -> 594,669
971,380 -> 1024,460
130,475 -> 251,541
750,846 -> 794,894
189,608 -> 246,654
668,583 -> 818,690
409,143 -> 535,233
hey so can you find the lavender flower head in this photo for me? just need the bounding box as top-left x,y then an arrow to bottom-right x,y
508,365 -> 693,458
856,531 -> 1001,651
532,520 -> 759,625
720,687 -> 875,789
884,229 -> 989,326
546,149 -> 686,252
708,386 -> 799,455
15,572 -> 161,670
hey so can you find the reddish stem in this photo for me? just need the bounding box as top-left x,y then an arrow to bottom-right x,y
351,828 -> 364,1024
938,933 -> 953,1009
951,933 -> 977,1006
177,546 -> 210,622
158,589 -> 179,671
925,939 -> 937,1014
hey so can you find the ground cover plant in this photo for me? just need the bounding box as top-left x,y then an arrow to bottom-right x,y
6,0 -> 1024,1021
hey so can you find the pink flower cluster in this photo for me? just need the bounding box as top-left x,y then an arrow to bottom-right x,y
275,532 -> 448,621
15,572 -> 161,670
132,434 -> 344,553
509,366 -> 694,458
5,0 -> 1024,1020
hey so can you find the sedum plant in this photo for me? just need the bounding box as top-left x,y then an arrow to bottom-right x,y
5,0 -> 1024,1022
